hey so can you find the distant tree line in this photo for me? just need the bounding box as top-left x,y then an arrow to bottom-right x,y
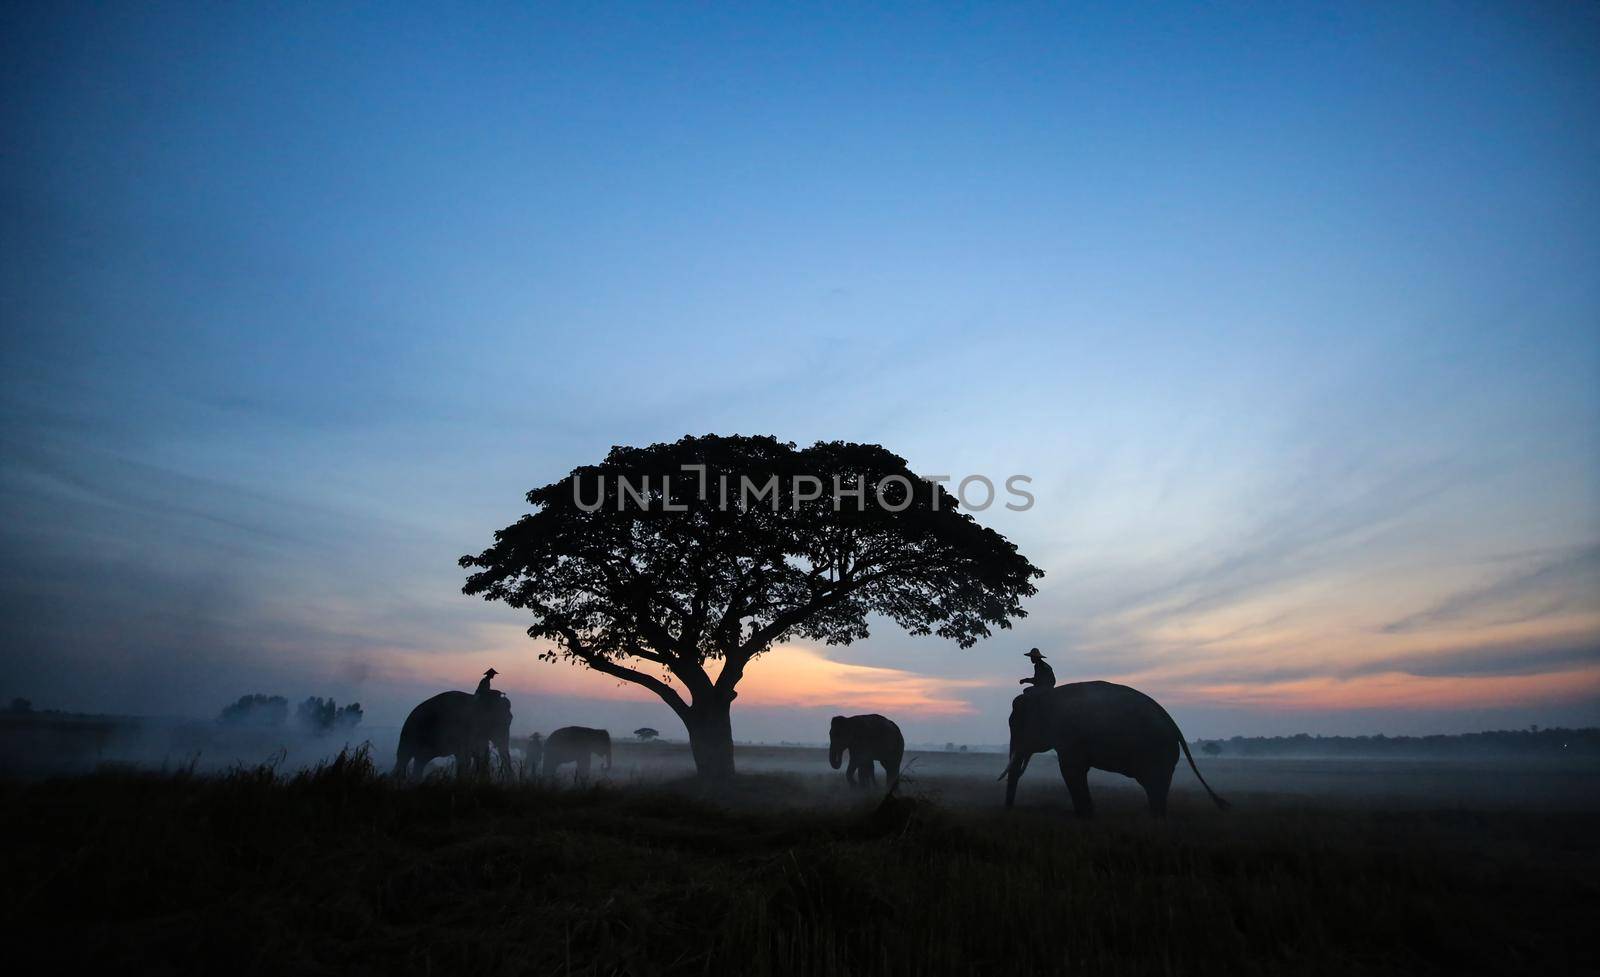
1194,727 -> 1600,758
218,694 -> 362,734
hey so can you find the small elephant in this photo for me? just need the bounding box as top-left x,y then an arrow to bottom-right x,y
829,714 -> 904,791
394,691 -> 512,780
999,681 -> 1229,818
542,726 -> 612,779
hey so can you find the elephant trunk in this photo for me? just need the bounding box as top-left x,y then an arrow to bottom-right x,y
829,740 -> 843,770
998,751 -> 1031,807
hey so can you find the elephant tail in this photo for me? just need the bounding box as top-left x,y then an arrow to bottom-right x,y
1176,732 -> 1231,811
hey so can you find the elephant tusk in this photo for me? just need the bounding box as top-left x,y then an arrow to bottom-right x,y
997,754 -> 1018,781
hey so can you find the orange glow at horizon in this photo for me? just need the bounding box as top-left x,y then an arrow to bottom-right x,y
370,600 -> 1599,722
379,638 -> 990,717
713,645 -> 989,716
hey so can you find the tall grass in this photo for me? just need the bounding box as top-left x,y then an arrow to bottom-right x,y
1,748 -> 1594,976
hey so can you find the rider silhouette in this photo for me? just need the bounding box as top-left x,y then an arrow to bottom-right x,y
476,667 -> 499,697
1019,648 -> 1055,694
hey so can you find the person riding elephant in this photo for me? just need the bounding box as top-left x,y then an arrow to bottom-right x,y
476,667 -> 498,697
1019,648 -> 1055,694
393,686 -> 513,780
828,714 -> 904,791
998,681 -> 1229,818
542,726 -> 612,780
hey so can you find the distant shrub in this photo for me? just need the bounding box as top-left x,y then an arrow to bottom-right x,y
295,697 -> 363,734
218,694 -> 288,726
7,697 -> 33,714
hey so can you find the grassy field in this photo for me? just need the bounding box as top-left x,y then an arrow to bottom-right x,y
3,747 -> 1597,976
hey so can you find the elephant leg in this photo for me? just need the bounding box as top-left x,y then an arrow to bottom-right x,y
1058,756 -> 1093,819
884,754 -> 901,792
844,759 -> 857,786
576,755 -> 591,781
1140,764 -> 1174,819
861,761 -> 877,787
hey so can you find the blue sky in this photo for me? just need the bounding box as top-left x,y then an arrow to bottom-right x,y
2,2 -> 1597,743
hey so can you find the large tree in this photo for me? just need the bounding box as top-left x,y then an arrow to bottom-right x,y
460,434 -> 1042,778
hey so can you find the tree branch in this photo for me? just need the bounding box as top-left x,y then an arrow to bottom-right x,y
560,627 -> 692,717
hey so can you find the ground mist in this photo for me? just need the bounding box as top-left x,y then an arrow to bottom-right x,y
2,747 -> 1595,976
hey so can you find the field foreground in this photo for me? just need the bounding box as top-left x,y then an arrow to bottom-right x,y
3,750 -> 1597,976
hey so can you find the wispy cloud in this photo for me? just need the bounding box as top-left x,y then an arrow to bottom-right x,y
1177,666 -> 1600,712
1380,544 -> 1600,635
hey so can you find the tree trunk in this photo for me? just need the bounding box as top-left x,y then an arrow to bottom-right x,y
684,699 -> 736,780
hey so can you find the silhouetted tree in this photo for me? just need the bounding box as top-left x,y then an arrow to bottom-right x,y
461,434 -> 1042,779
295,697 -> 364,734
296,696 -> 336,732
1202,727 -> 1600,758
7,697 -> 32,714
634,727 -> 660,742
1202,740 -> 1222,756
218,694 -> 288,726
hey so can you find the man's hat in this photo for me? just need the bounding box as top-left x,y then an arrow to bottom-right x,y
483,668 -> 498,678
1024,648 -> 1046,661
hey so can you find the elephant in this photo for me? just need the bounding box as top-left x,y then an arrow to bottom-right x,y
393,691 -> 512,780
542,726 -> 612,779
829,714 -> 904,791
999,681 -> 1229,818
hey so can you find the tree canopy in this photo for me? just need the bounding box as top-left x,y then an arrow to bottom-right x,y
218,694 -> 288,726
461,434 -> 1043,777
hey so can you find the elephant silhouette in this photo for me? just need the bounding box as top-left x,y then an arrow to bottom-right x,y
393,690 -> 512,780
828,714 -> 904,791
999,681 -> 1229,817
542,726 -> 612,780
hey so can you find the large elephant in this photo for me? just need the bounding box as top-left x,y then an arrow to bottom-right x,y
999,682 -> 1229,817
829,714 -> 904,790
393,691 -> 512,780
542,726 -> 612,779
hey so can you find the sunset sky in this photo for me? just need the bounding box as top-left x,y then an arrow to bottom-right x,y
2,2 -> 1597,744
